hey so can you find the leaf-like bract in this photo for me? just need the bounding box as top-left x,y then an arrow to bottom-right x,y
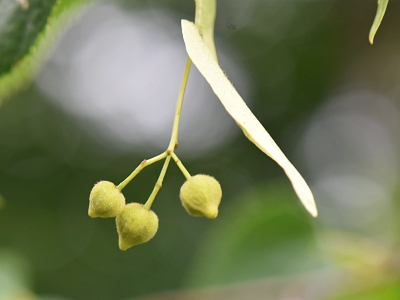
369,0 -> 389,44
181,20 -> 317,217
194,0 -> 218,62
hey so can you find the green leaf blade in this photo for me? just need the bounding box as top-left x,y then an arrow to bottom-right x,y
0,0 -> 96,105
0,0 -> 57,75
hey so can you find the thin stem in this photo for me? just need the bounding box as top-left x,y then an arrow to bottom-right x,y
117,57 -> 192,202
144,156 -> 171,209
171,152 -> 191,180
168,57 -> 192,151
117,152 -> 167,191
143,58 -> 192,208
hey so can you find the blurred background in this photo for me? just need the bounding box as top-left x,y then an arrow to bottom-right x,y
1,0 -> 400,299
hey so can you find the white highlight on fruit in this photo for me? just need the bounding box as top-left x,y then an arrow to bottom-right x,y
182,20 -> 317,217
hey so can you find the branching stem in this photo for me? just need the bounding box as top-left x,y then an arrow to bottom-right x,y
117,152 -> 167,191
171,152 -> 191,180
168,57 -> 192,151
144,155 -> 171,209
118,57 -> 192,206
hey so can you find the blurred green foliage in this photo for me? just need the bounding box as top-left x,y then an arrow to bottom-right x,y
0,0 -> 57,74
0,249 -> 33,299
186,182 -> 320,288
1,0 -> 400,300
0,0 -> 96,104
330,282 -> 400,300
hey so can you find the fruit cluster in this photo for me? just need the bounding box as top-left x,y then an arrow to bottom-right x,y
88,41 -> 223,251
89,174 -> 222,250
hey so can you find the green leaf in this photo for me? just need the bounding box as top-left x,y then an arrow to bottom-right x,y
369,0 -> 389,44
185,182 -> 321,288
0,0 -> 95,105
181,20 -> 317,217
194,0 -> 218,62
0,0 -> 57,75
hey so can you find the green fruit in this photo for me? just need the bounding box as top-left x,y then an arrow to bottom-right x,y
116,203 -> 159,250
180,174 -> 222,219
88,181 -> 125,218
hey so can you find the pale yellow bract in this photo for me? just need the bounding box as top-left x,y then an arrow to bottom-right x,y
181,20 -> 318,217
194,0 -> 218,62
369,0 -> 389,44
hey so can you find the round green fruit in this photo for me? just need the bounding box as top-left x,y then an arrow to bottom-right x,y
88,181 -> 125,218
116,203 -> 159,250
180,174 -> 222,219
